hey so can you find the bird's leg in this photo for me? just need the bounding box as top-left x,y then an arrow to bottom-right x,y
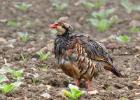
74,79 -> 80,87
86,80 -> 93,91
86,80 -> 98,95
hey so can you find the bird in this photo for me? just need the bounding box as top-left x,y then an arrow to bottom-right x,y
49,17 -> 123,94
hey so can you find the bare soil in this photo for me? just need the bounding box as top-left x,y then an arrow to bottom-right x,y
0,0 -> 140,100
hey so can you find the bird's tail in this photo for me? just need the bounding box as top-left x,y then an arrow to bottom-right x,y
104,63 -> 123,77
111,65 -> 123,77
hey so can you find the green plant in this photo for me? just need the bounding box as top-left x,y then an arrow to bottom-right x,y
51,0 -> 69,11
83,0 -> 108,9
0,75 -> 8,83
94,0 -> 108,9
116,34 -> 131,43
88,8 -> 118,32
92,8 -> 115,19
0,66 -> 13,74
130,26 -> 140,33
20,53 -> 27,64
63,84 -> 85,100
0,66 -> 24,94
120,97 -> 129,100
37,50 -> 51,61
15,2 -> 32,12
121,0 -> 140,13
0,83 -> 15,94
0,81 -> 22,94
30,73 -> 40,85
19,32 -> 30,42
10,69 -> 24,80
82,2 -> 95,9
7,20 -> 20,27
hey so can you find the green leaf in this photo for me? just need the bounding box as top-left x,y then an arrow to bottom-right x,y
7,20 -> 20,27
121,0 -> 133,13
105,8 -> 115,17
121,97 -> 129,100
130,26 -> 140,33
97,19 -> 110,32
10,69 -> 24,80
18,32 -> 29,42
82,2 -> 95,9
62,84 -> 84,100
15,2 -> 32,12
121,0 -> 140,13
1,83 -> 16,94
63,90 -> 73,99
0,75 -> 8,83
69,84 -> 84,100
110,15 -> 120,24
92,11 -> 106,19
52,0 -> 69,11
0,66 -> 12,74
94,0 -> 108,9
91,8 -> 115,19
133,5 -> 140,11
37,51 -> 51,61
87,18 -> 99,26
116,35 -> 131,43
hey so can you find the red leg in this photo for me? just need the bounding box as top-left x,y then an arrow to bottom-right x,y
75,79 -> 80,87
86,80 -> 98,95
86,80 -> 93,91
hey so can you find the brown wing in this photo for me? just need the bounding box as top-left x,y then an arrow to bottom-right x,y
69,35 -> 122,78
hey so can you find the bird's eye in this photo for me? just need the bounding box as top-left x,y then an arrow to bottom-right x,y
62,24 -> 66,29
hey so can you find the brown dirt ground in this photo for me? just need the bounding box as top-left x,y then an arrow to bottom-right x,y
0,0 -> 140,100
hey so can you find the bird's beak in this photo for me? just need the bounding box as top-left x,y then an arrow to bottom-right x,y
49,23 -> 59,29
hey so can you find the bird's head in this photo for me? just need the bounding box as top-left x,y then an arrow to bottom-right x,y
49,17 -> 73,36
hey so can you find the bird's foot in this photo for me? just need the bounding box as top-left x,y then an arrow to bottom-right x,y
87,90 -> 98,95
86,80 -> 98,95
86,80 -> 93,90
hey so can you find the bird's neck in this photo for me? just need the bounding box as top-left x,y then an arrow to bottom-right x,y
57,31 -> 71,39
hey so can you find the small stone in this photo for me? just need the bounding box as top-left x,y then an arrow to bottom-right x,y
0,37 -> 7,44
46,85 -> 52,90
41,91 -> 51,98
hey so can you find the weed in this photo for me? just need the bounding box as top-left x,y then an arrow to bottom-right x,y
88,8 -> 119,32
94,0 -> 108,9
10,69 -> 24,80
0,75 -> 8,83
83,0 -> 108,9
82,2 -> 95,9
20,53 -> 27,65
63,84 -> 85,100
15,2 -> 32,12
37,50 -> 51,61
120,97 -> 129,100
7,20 -> 20,27
116,34 -> 131,43
0,81 -> 22,94
130,26 -> 140,33
121,0 -> 140,13
51,0 -> 69,11
18,32 -> 30,43
0,66 -> 24,94
0,83 -> 15,94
